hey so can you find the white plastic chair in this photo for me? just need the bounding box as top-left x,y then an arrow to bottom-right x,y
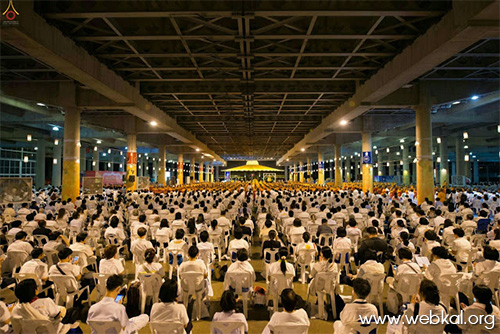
269,324 -> 309,334
269,272 -> 294,313
295,248 -> 316,284
32,235 -> 49,247
167,249 -> 185,279
210,320 -> 246,334
307,271 -> 337,320
393,273 -> 423,303
44,249 -> 59,268
435,273 -> 464,313
150,321 -> 184,334
49,274 -> 91,309
8,250 -> 28,274
345,321 -> 378,334
224,271 -> 254,317
179,271 -> 206,321
11,318 -> 61,334
348,235 -> 360,253
480,271 -> 500,307
138,273 -> 162,314
88,320 -> 122,334
334,248 -> 351,274
263,249 -> 279,284
365,273 -> 386,316
13,272 -> 54,297
459,307 -> 498,334
92,273 -> 111,301
209,234 -> 223,260
319,233 -> 334,247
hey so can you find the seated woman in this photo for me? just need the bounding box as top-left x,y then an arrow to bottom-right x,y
459,285 -> 500,333
12,278 -> 77,333
224,249 -> 256,291
138,248 -> 165,277
99,245 -> 125,275
155,219 -> 171,247
267,247 -> 295,292
212,290 -> 248,334
294,232 -> 317,258
150,279 -> 191,334
308,247 -> 338,296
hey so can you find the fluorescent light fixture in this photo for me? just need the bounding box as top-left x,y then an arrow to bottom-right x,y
119,164 -> 123,168
108,149 -> 111,154
92,161 -> 96,166
120,151 -> 123,156
53,158 -> 57,164
415,141 -> 419,146
463,132 -> 468,139
386,162 -> 390,167
23,156 -> 28,163
102,153 -> 107,157
150,121 -> 158,126
437,157 -> 441,163
107,163 -> 111,168
400,145 -> 404,150
94,146 -> 98,151
52,126 -> 59,131
437,137 -> 441,144
196,148 -> 200,152
465,154 -> 470,162
37,103 -> 45,107
452,101 -> 460,105
96,140 -> 102,144
340,120 -> 348,126
464,145 -> 469,149
386,148 -> 390,153
373,146 -> 377,149
34,147 -> 38,151
54,139 -> 59,145
400,139 -> 405,143
471,95 -> 479,100
400,161 -> 403,165
27,134 -> 32,142
301,148 -> 305,152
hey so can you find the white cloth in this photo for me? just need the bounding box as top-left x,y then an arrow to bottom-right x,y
213,311 -> 247,334
150,302 -> 189,334
99,258 -> 125,275
87,297 -> 149,334
262,309 -> 310,334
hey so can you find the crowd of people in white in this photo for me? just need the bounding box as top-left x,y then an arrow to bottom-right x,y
0,184 -> 499,333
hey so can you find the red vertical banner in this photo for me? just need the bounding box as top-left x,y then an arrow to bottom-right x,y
127,152 -> 137,164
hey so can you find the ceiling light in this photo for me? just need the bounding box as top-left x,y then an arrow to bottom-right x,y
286,158 -> 289,161
150,121 -> 158,126
497,125 -> 500,133
96,140 -> 102,144
437,157 -> 441,163
108,149 -> 111,154
452,101 -> 460,105
107,163 -> 111,168
37,103 -> 46,107
125,146 -> 128,150
119,164 -> 123,168
415,141 -> 419,146
94,146 -> 98,151
386,148 -> 390,153
52,126 -> 59,131
437,137 -> 441,144
464,145 -> 469,149
23,156 -> 28,163
102,153 -> 107,157
34,147 -> 38,151
196,148 -> 200,152
400,139 -> 405,143
54,139 -> 59,145
120,151 -> 123,156
27,134 -> 32,142
471,95 -> 479,100
340,120 -> 348,126
301,148 -> 305,152
400,145 -> 404,150
373,146 -> 377,149
92,161 -> 96,166
53,158 -> 57,165
463,132 -> 468,139
465,154 -> 470,162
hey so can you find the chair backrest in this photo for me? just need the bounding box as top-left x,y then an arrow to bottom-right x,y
49,274 -> 79,296
14,272 -> 43,288
8,250 -> 28,270
396,273 -> 423,297
44,249 -> 58,268
479,271 -> 500,291
71,250 -> 88,268
225,271 -> 253,294
88,320 -> 123,334
270,272 -> 294,294
461,307 -> 496,334
179,271 -> 205,294
138,272 -> 163,296
314,271 -> 337,294
365,273 -> 386,296
268,324 -> 309,334
436,273 -> 463,296
264,249 -> 279,264
345,321 -> 379,334
210,321 -> 246,334
33,235 -> 49,247
296,248 -> 316,265
92,273 -> 111,297
290,233 -> 303,245
198,249 -> 213,267
106,234 -> 120,246
319,233 -> 333,247
333,248 -> 351,265
11,318 -> 58,334
150,321 -> 185,334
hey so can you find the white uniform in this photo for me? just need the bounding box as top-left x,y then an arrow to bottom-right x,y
87,297 -> 149,334
150,302 -> 189,334
333,299 -> 378,334
263,308 -> 310,334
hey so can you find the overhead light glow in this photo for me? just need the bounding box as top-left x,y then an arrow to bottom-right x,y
120,164 -> 123,169
386,148 -> 390,153
102,153 -> 107,157
52,126 -> 59,131
150,121 -> 158,126
196,148 -> 200,152
340,120 -> 348,126
471,95 -> 479,100
54,139 -> 59,145
96,140 -> 102,144
373,146 -> 377,149
107,163 -> 111,168
400,145 -> 404,150
464,145 -> 469,149
23,156 -> 28,163
301,148 -> 305,152
92,161 -> 96,166
400,139 -> 405,143
452,101 -> 460,105
465,154 -> 470,162
37,103 -> 45,107
437,137 -> 441,144
107,149 -> 111,154
53,158 -> 57,165
27,134 -> 32,142
94,146 -> 98,151
463,132 -> 468,139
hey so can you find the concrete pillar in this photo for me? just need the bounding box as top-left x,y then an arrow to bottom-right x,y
153,156 -> 158,182
177,154 -> 184,185
215,165 -> 219,182
415,105 -> 434,204
388,158 -> 395,176
80,146 -> 86,173
465,160 -> 472,179
317,152 -> 324,184
334,144 -> 342,187
403,145 -> 410,185
299,161 -> 304,182
439,138 -> 449,185
61,107 -> 80,201
329,160 -> 333,181
52,141 -> 62,187
473,160 -> 479,184
306,157 -> 311,182
345,154 -> 351,182
126,134 -> 137,191
158,146 -> 166,185
190,157 -> 195,183
456,136 -> 465,176
284,165 -> 289,182
291,164 -> 296,181
92,148 -> 99,171
210,165 -> 214,183
377,150 -> 384,176
35,140 -> 46,188
361,132 -> 373,193
198,161 -> 203,183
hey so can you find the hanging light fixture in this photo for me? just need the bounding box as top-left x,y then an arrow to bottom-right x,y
54,139 -> 59,145
27,134 -> 32,142
23,156 -> 29,163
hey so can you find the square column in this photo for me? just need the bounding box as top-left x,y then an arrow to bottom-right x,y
345,155 -> 351,182
61,107 -> 80,201
334,144 -> 342,187
403,145 -> 410,185
177,153 -> 184,185
317,152 -> 324,184
455,136 -> 465,176
52,140 -> 62,187
199,161 -> 204,182
35,140 -> 46,188
80,146 -> 86,173
306,157 -> 311,182
158,146 -> 166,186
92,148 -> 99,171
439,138 -> 449,185
190,157 -> 195,183
415,105 -> 434,204
361,132 -> 373,193
126,134 -> 137,191
299,161 -> 304,182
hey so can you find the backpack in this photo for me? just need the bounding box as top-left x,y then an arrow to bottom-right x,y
125,281 -> 142,318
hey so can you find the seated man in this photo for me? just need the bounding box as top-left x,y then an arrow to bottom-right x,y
69,232 -> 95,269
20,248 -> 49,282
87,274 -> 148,334
357,227 -> 388,265
263,288 -> 309,334
424,246 -> 457,281
150,279 -> 191,333
334,278 -> 378,334
7,231 -> 33,258
451,228 -> 471,266
33,220 -> 51,237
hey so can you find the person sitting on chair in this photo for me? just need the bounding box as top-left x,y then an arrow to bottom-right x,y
87,274 -> 148,334
213,290 -> 248,334
150,279 -> 191,334
262,288 -> 310,334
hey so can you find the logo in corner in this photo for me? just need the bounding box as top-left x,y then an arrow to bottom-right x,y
2,0 -> 19,21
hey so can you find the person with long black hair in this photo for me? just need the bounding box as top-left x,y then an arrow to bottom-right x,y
212,290 -> 248,334
405,279 -> 447,333
459,285 -> 500,332
308,247 -> 337,296
267,247 -> 295,282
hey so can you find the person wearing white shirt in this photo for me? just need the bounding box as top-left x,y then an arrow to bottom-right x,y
178,246 -> 208,279
151,279 -> 191,333
69,232 -> 95,268
104,217 -> 127,242
7,220 -> 22,236
228,228 -> 249,255
130,227 -> 153,265
421,230 -> 441,259
458,285 -> 500,333
48,247 -> 82,280
451,228 -> 471,264
87,274 -> 149,334
20,248 -> 49,281
7,231 -> 33,260
472,246 -> 500,285
213,290 -> 248,334
334,278 -> 378,334
99,245 -> 125,275
268,247 -> 295,289
262,289 -> 310,334
332,227 -> 352,252
309,247 -> 338,296
424,246 -> 457,281
224,249 -> 256,291
138,248 -> 165,277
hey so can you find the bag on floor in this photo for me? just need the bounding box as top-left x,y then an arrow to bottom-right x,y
252,286 -> 266,306
125,281 -> 141,318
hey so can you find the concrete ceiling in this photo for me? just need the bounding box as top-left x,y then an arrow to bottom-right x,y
0,0 -> 498,162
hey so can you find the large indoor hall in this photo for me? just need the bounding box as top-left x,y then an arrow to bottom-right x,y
0,1 -> 499,333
